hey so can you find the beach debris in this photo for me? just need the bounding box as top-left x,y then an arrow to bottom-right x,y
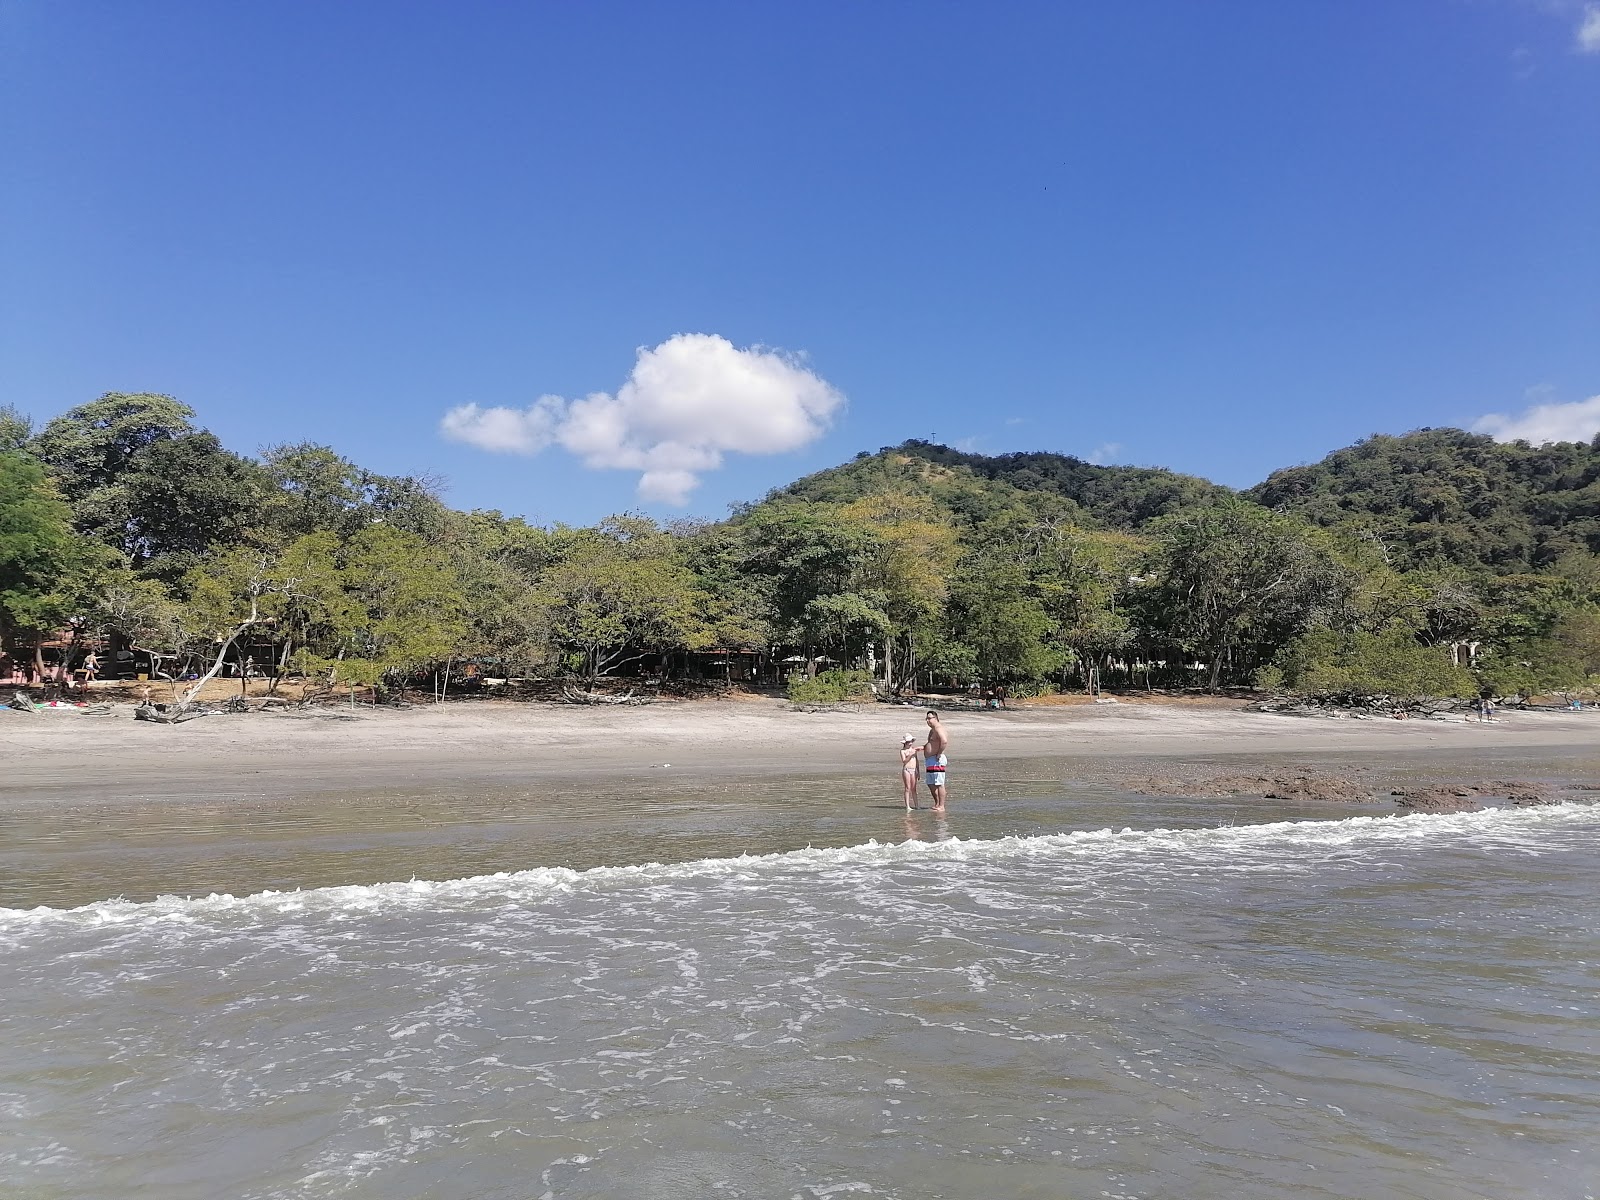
8,691 -> 37,713
1253,695 -> 1470,720
135,701 -> 217,724
562,686 -> 647,705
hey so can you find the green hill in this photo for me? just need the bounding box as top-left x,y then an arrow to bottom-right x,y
771,439 -> 1231,529
1246,428 -> 1600,571
772,431 -> 1600,575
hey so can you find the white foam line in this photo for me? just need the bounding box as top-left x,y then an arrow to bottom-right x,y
2,804 -> 1594,930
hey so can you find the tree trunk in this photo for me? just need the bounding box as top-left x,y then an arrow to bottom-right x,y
178,618 -> 265,711
269,638 -> 290,695
883,634 -> 894,694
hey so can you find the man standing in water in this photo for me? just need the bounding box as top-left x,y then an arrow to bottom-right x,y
923,710 -> 950,810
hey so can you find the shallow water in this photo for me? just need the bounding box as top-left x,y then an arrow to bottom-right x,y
2,763 -> 1597,1198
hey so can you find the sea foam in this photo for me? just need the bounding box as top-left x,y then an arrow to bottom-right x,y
2,803 -> 1594,931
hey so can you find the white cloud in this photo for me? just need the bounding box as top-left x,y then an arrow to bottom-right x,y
1473,394 -> 1600,444
438,395 -> 563,454
1579,4 -> 1600,52
439,334 -> 845,504
1086,442 -> 1123,465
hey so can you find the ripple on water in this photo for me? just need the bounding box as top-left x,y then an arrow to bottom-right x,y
0,805 -> 1596,1200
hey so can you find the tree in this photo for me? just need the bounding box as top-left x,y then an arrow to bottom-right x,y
340,524 -> 467,691
29,392 -> 197,502
537,516 -> 708,685
674,519 -> 773,657
261,442 -> 449,543
30,394 -> 271,578
1478,606 -> 1600,703
439,510 -> 553,678
0,405 -> 31,453
1026,522 -> 1144,689
177,547 -> 285,706
839,493 -> 958,691
0,451 -> 82,659
945,551 -> 1062,686
1145,499 -> 1348,691
1269,624 -> 1476,703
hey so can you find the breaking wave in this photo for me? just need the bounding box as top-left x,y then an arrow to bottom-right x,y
4,803 -> 1594,932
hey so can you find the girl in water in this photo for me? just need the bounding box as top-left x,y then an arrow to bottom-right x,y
899,733 -> 921,810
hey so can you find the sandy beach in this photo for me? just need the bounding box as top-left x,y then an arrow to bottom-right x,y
5,694 -> 1598,806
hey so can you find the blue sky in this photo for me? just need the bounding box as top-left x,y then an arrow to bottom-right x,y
4,1 -> 1598,525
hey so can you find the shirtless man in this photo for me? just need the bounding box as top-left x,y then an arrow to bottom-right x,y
923,710 -> 950,810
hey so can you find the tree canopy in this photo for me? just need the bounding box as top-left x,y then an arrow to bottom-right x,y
7,392 -> 1600,705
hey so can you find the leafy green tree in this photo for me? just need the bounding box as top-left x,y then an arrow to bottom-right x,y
185,525 -> 466,702
179,546 -> 288,703
30,393 -> 271,578
339,525 -> 467,690
1026,522 -> 1144,689
0,405 -> 32,453
0,451 -> 82,658
839,493 -> 958,690
261,443 -> 448,543
440,510 -> 553,676
946,552 -> 1062,685
84,567 -> 193,688
1270,624 -> 1476,702
674,519 -> 773,655
1145,499 -> 1348,690
1478,606 -> 1600,702
537,516 -> 708,685
29,392 -> 196,501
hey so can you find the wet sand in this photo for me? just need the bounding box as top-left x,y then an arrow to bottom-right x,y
4,694 -> 1599,805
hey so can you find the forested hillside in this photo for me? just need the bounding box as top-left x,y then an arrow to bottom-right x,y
5,393 -> 1600,708
1247,428 -> 1600,572
775,440 -> 1231,530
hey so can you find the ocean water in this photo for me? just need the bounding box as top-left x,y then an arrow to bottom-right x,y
2,788 -> 1596,1199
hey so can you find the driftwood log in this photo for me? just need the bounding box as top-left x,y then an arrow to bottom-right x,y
562,686 -> 643,705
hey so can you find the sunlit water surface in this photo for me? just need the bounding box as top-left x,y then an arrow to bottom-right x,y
2,759 -> 1596,1199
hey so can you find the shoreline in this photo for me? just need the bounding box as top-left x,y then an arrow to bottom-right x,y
5,696 -> 1599,808
7,697 -> 1598,908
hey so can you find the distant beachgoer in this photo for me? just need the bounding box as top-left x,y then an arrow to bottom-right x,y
899,733 -> 921,810
994,683 -> 1008,709
82,652 -> 99,683
923,710 -> 949,810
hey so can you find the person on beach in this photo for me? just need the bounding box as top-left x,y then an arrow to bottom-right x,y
900,733 -> 922,809
923,710 -> 949,810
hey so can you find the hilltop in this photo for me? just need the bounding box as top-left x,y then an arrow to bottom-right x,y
767,440 -> 1231,530
765,431 -> 1600,573
1247,428 -> 1600,571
